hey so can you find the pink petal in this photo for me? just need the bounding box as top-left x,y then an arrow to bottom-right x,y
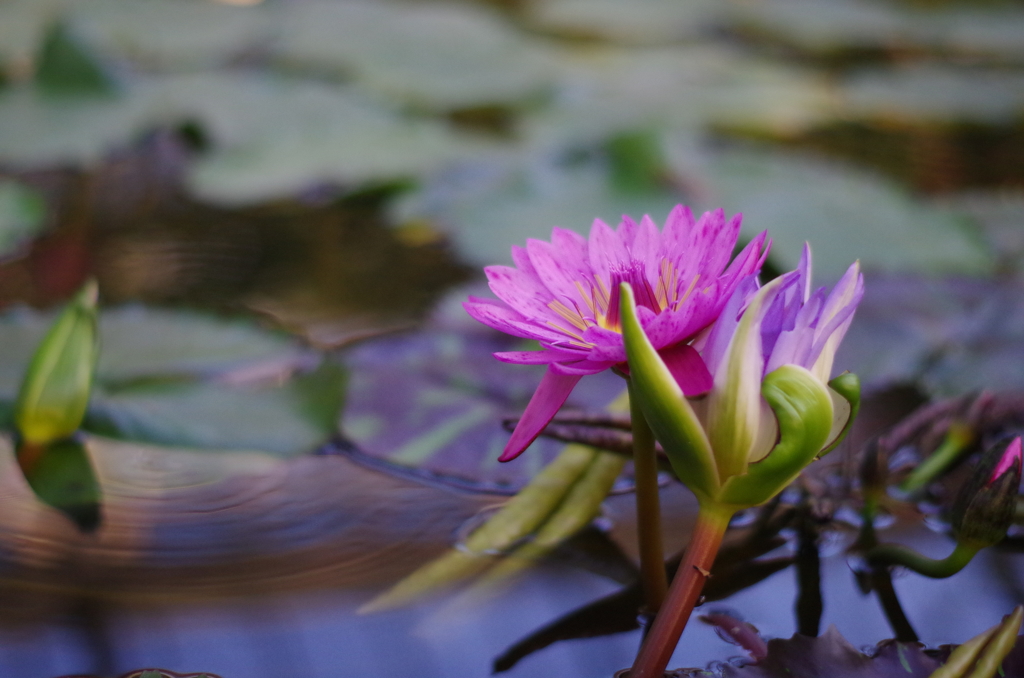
990,437 -> 1023,485
616,213 -> 639,245
500,369 -> 583,462
659,343 -> 713,396
632,214 -> 662,282
493,348 -> 586,364
526,234 -> 592,304
692,209 -> 739,281
589,218 -> 629,283
485,265 -> 555,321
463,298 -> 564,342
550,359 -> 614,375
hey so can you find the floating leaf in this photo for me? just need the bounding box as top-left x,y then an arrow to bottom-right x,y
274,0 -> 558,110
840,65 -> 1024,125
725,0 -> 1024,63
0,306 -> 343,455
522,45 -> 832,149
527,0 -> 722,45
70,0 -> 272,70
85,358 -> 346,456
0,84 -> 153,166
21,436 -> 101,532
396,155 -> 685,266
689,147 -> 994,278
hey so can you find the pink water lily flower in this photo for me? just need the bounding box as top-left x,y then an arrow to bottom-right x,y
464,205 -> 770,461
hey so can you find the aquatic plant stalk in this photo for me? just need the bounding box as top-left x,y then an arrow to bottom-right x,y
629,378 -> 668,614
867,542 -> 979,579
900,423 -> 973,495
630,507 -> 731,678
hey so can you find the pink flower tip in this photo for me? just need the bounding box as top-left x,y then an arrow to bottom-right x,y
989,436 -> 1023,486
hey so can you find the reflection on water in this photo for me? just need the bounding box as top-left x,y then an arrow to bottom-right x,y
0,133 -> 470,344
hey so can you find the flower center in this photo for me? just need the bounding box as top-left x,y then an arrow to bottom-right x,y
545,258 -> 699,346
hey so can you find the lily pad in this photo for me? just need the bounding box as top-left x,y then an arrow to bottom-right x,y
840,65 -> 1024,125
526,0 -> 723,45
155,74 -> 492,204
522,45 -> 833,149
70,0 -> 272,70
688,146 -> 994,278
396,154 -> 686,266
0,306 -> 347,455
0,84 -> 152,166
725,0 -> 1024,63
86,358 -> 346,455
274,0 -> 559,110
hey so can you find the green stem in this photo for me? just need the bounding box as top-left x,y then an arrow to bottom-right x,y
630,506 -> 732,678
867,541 -> 980,579
899,423 -> 973,495
628,378 -> 668,615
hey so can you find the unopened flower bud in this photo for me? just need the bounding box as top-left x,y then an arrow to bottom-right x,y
14,281 -> 99,446
951,436 -> 1022,550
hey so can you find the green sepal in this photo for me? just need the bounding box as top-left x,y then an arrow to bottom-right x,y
820,372 -> 860,456
619,283 -> 719,500
21,437 -> 102,532
718,364 -> 833,508
15,281 -> 99,445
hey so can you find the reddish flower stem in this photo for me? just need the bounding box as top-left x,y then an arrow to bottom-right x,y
628,379 -> 668,614
629,507 -> 732,678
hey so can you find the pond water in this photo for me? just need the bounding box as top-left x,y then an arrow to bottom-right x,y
0,0 -> 1022,676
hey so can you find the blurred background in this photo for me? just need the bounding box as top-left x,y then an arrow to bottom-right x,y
0,0 -> 1022,676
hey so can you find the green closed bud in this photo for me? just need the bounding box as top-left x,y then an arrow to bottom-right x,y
951,436 -> 1022,550
15,281 -> 99,446
718,364 -> 834,508
620,283 -> 720,502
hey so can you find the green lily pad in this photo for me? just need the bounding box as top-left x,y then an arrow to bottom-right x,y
725,0 -> 1024,63
0,84 -> 152,166
0,180 -> 46,258
526,0 -> 722,45
0,306 -> 346,455
70,0 -> 272,70
86,358 -> 346,455
396,154 -> 686,266
840,65 -> 1024,125
522,45 -> 832,149
274,0 -> 559,110
689,146 -> 994,278
148,73 -> 491,204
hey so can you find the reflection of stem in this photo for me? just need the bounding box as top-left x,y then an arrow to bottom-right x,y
867,541 -> 979,579
795,504 -> 822,637
857,491 -> 919,642
630,507 -> 731,678
628,378 -> 668,614
870,569 -> 919,642
899,423 -> 973,495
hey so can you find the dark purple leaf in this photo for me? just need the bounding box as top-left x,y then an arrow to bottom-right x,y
340,325 -> 623,492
